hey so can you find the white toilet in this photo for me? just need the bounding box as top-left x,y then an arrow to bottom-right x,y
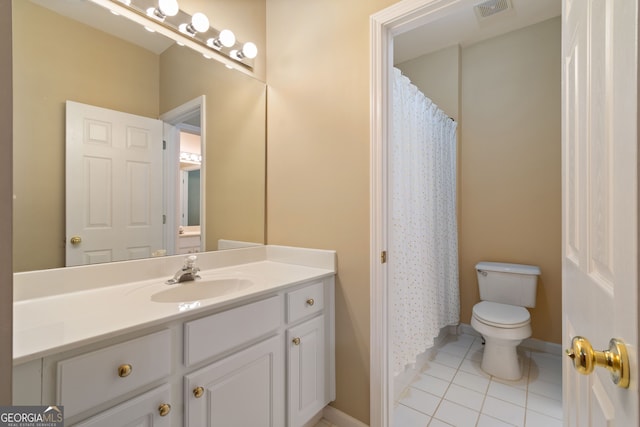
471,261 -> 540,380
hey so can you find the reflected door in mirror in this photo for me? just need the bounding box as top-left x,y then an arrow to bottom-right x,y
66,101 -> 164,266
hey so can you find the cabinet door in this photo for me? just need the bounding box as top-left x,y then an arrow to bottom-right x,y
184,336 -> 284,427
74,384 -> 171,427
287,315 -> 325,427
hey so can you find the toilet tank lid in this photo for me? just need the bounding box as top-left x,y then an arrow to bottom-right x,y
476,262 -> 541,276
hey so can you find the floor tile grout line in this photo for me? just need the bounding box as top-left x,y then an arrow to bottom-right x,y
426,336 -> 476,427
395,333 -> 562,427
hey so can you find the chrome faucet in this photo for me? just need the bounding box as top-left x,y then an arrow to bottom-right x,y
167,255 -> 201,284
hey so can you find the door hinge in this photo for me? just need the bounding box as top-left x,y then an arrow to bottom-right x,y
162,214 -> 166,224
163,140 -> 166,150
381,251 -> 387,264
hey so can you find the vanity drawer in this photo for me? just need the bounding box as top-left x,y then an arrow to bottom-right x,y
287,281 -> 324,324
57,329 -> 171,418
184,295 -> 282,367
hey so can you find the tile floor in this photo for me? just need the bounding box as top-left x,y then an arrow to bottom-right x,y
394,333 -> 563,427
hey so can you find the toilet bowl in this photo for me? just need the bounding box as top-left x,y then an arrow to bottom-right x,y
471,301 -> 532,380
471,262 -> 540,380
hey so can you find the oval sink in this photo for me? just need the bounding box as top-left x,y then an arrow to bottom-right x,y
151,278 -> 255,303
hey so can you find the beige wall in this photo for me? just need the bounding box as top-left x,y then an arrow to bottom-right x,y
12,0 -> 159,271
460,18 -> 562,344
396,45 -> 461,121
396,18 -> 562,345
0,0 -> 12,404
159,45 -> 266,249
267,4 -> 560,424
266,0 -> 396,423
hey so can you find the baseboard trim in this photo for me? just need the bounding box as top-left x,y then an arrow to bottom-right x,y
323,405 -> 369,427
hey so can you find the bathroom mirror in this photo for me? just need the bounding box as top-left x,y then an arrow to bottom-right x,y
12,0 -> 267,272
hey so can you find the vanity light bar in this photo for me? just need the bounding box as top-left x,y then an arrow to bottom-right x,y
180,151 -> 202,164
92,0 -> 256,70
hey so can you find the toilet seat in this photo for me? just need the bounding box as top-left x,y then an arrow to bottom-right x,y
472,301 -> 530,329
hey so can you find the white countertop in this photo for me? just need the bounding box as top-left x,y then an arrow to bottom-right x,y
13,246 -> 336,364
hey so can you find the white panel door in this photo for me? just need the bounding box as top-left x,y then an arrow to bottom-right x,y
66,101 -> 163,266
562,0 -> 638,425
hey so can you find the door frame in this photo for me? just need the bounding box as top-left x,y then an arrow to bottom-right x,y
160,95 -> 206,254
370,1 -> 472,426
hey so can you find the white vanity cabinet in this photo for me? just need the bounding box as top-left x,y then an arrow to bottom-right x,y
52,329 -> 172,419
288,315 -> 326,426
182,278 -> 334,427
35,329 -> 173,425
184,335 -> 285,426
13,275 -> 335,427
177,234 -> 201,254
74,384 -> 172,427
182,294 -> 285,426
286,280 -> 335,427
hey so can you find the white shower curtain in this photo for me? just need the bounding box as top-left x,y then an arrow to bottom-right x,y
390,67 -> 460,376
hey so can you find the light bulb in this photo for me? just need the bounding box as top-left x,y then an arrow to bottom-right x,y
191,12 -> 210,33
242,42 -> 258,59
219,29 -> 236,47
207,30 -> 236,50
158,0 -> 179,17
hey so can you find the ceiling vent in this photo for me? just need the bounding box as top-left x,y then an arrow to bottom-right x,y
474,0 -> 512,19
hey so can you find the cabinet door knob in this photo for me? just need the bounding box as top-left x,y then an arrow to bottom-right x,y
158,403 -> 171,417
306,298 -> 315,306
193,386 -> 204,398
292,337 -> 301,345
117,364 -> 132,378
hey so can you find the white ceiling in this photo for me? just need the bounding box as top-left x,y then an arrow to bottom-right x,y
394,0 -> 561,64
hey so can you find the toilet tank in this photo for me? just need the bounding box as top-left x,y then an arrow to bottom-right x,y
476,262 -> 540,308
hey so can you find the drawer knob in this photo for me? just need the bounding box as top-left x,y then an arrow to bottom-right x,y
193,386 -> 204,398
158,403 -> 171,417
292,337 -> 301,345
306,298 -> 315,306
117,364 -> 132,378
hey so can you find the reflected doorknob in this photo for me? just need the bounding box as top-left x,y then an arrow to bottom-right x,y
565,336 -> 630,388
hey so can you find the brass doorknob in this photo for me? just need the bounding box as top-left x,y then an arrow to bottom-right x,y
566,336 -> 630,388
117,364 -> 132,378
158,403 -> 171,417
193,386 -> 204,398
70,236 -> 82,245
306,298 -> 315,306
292,337 -> 301,345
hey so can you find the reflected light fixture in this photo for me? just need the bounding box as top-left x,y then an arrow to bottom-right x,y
147,0 -> 179,21
180,152 -> 202,164
179,12 -> 210,36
